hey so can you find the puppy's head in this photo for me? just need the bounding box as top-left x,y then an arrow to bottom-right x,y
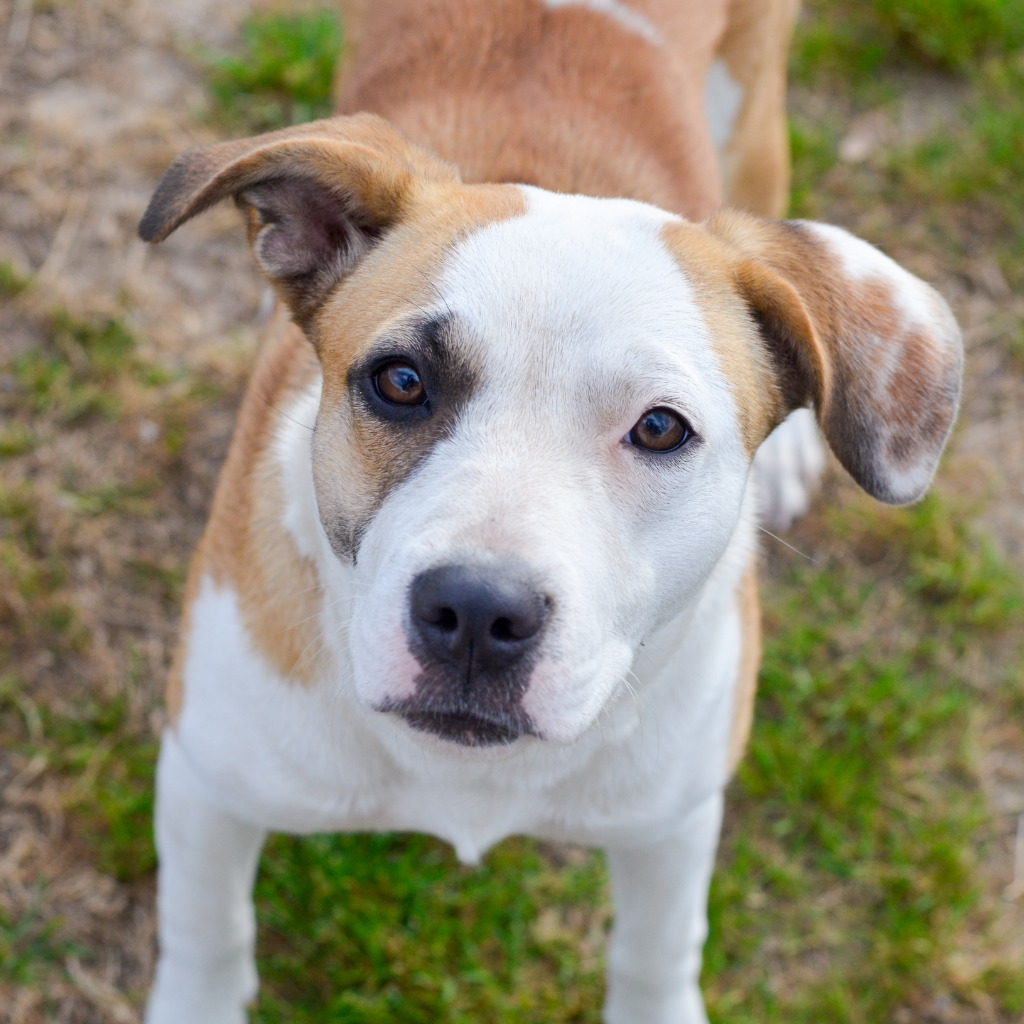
142,115 -> 962,750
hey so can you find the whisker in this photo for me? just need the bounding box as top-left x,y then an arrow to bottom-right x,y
411,263 -> 455,323
252,387 -> 315,431
756,525 -> 816,562
621,671 -> 645,752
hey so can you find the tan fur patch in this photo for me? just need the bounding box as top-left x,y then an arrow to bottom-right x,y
714,0 -> 799,216
168,317 -> 323,724
727,569 -> 761,775
311,181 -> 526,549
139,113 -> 459,246
704,210 -> 962,502
138,114 -> 464,331
660,220 -> 786,455
171,182 -> 526,722
338,0 -> 730,218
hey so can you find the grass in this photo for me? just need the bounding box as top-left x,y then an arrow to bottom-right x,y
12,311 -> 139,423
0,891 -> 87,1000
3,1 -> 1022,1021
0,259 -> 31,297
790,0 -> 1024,301
254,835 -> 606,1023
202,10 -> 343,132
791,0 -> 1024,78
885,56 -> 1024,289
0,680 -> 159,883
705,492 -> 1023,1021
0,282 -> 255,1013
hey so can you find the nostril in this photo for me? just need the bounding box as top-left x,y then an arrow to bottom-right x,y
435,606 -> 458,633
490,616 -> 515,642
419,602 -> 458,632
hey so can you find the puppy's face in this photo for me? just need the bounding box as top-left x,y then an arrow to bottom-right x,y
141,115 -> 961,751
310,188 -> 755,747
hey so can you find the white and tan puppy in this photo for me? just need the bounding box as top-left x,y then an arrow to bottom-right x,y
139,4 -> 963,1023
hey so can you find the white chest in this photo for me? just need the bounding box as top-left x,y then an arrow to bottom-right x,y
174,569 -> 743,861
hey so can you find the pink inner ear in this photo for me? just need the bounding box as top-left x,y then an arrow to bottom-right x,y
240,176 -> 383,328
244,178 -> 366,282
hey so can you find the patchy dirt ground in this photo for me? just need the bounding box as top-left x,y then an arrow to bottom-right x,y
1,0 -> 1022,1021
1,1 -> 269,1018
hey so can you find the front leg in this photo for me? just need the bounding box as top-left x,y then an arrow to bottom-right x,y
603,792 -> 724,1024
146,732 -> 266,1024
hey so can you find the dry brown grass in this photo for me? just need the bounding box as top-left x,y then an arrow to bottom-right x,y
1,0 -> 1022,1020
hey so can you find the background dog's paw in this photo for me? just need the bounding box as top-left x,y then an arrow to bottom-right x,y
752,408 -> 827,531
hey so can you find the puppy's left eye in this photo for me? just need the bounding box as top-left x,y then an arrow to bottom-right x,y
627,407 -> 693,453
375,360 -> 427,406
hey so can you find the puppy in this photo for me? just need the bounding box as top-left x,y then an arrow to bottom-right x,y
139,3 -> 963,1022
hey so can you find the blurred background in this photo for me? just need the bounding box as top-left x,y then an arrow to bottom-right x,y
1,0 -> 1022,1020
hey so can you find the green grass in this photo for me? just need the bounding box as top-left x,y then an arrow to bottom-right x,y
254,835 -> 606,1022
202,10 -> 343,132
0,678 -> 158,885
11,312 -> 139,423
66,478 -> 161,518
0,260 -> 31,297
0,894 -> 87,998
0,421 -> 36,458
886,56 -> 1024,272
0,481 -> 83,664
4,2 -> 1022,1019
792,0 -> 1024,79
703,492 -> 1022,1021
787,116 -> 841,220
790,0 -> 1024,300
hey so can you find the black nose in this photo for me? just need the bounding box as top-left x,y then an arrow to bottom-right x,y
409,562 -> 549,673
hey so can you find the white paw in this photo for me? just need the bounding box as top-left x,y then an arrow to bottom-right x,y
145,953 -> 256,1024
603,980 -> 709,1024
752,408 -> 826,531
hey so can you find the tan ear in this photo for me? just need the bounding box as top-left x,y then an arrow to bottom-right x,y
138,113 -> 459,328
707,210 -> 963,505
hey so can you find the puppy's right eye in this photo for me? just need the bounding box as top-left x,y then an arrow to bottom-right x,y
627,407 -> 692,453
375,361 -> 427,406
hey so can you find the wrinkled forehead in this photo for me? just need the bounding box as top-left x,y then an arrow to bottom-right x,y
439,188 -> 725,409
315,185 -> 736,428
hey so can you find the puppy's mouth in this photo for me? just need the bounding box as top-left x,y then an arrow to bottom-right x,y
383,701 -> 536,747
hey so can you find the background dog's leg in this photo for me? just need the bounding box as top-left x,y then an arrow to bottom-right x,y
715,0 -> 827,529
603,792 -> 724,1024
752,407 -> 828,530
145,733 -> 266,1024
715,0 -> 797,219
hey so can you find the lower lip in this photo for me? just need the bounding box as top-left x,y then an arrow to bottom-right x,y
400,710 -> 526,747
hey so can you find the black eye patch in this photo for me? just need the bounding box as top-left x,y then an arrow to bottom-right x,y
326,313 -> 480,563
350,314 -> 472,425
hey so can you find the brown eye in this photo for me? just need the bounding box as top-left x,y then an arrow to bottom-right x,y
628,407 -> 692,453
375,361 -> 426,406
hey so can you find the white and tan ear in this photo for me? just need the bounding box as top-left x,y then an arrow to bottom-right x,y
708,210 -> 963,505
138,113 -> 458,328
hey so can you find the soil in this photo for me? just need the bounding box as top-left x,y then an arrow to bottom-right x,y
1,0 -> 1021,1020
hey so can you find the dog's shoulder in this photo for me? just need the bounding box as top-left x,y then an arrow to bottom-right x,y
167,319 -> 324,723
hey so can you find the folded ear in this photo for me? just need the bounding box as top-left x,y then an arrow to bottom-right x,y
138,113 -> 459,328
707,210 -> 963,505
